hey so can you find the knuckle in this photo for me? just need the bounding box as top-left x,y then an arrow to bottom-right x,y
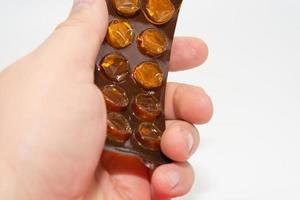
55,15 -> 104,38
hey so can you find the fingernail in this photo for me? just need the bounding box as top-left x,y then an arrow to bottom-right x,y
166,170 -> 180,189
186,133 -> 194,153
73,0 -> 96,9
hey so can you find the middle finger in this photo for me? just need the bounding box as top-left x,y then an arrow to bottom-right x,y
165,82 -> 213,124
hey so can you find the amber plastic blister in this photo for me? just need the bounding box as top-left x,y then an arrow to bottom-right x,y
95,0 -> 183,168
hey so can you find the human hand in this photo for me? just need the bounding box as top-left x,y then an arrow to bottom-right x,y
0,0 -> 213,199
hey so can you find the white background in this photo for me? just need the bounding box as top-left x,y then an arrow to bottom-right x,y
1,0 -> 300,199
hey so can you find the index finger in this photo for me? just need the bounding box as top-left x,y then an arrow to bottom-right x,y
169,37 -> 208,71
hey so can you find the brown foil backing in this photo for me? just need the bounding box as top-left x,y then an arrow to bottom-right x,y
95,0 -> 183,168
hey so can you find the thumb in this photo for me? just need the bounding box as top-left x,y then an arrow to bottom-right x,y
36,0 -> 108,71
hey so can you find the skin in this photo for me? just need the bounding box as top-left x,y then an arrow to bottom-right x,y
0,0 -> 213,200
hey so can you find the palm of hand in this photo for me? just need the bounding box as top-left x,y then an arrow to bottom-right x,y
0,64 -> 150,199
